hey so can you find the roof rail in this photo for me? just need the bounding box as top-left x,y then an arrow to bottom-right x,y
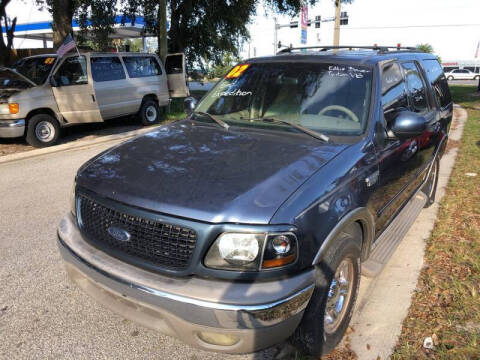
277,45 -> 418,54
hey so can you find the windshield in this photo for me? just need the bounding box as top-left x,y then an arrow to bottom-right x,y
12,56 -> 56,85
195,62 -> 373,136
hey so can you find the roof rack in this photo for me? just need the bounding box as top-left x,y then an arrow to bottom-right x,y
277,45 -> 418,54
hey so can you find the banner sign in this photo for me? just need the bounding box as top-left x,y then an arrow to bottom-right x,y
300,4 -> 308,44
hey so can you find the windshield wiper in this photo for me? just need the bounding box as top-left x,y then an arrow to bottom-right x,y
247,117 -> 329,142
193,111 -> 230,130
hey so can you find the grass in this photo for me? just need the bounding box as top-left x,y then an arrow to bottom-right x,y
165,90 -> 207,121
391,85 -> 480,359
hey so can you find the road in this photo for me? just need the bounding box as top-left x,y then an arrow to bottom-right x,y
0,141 -> 274,360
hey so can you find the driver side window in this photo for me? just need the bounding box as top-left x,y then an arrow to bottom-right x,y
381,62 -> 408,125
54,56 -> 88,86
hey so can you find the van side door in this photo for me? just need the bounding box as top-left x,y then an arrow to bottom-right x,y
90,55 -> 129,120
165,53 -> 190,98
51,55 -> 102,124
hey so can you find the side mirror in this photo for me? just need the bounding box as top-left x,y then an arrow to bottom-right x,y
391,111 -> 427,139
49,76 -> 58,87
184,97 -> 197,115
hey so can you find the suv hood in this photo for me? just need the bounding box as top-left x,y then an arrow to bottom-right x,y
77,120 -> 348,224
0,68 -> 35,102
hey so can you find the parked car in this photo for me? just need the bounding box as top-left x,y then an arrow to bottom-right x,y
57,46 -> 452,356
0,52 -> 189,147
444,68 -> 480,80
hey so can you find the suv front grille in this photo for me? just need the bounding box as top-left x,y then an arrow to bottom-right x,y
77,193 -> 197,270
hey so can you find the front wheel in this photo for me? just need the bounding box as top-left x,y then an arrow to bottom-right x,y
138,99 -> 162,126
26,114 -> 60,148
474,75 -> 480,80
447,76 -> 454,80
290,223 -> 362,357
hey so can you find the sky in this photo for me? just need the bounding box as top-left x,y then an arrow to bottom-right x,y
4,0 -> 480,62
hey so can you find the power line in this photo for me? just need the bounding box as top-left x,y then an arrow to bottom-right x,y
343,23 -> 480,30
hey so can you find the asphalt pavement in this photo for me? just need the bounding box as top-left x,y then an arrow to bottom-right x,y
0,141 -> 273,360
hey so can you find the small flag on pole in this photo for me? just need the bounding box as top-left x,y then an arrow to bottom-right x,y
475,41 -> 480,59
56,34 -> 77,57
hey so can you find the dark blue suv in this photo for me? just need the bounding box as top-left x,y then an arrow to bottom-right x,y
57,46 -> 452,356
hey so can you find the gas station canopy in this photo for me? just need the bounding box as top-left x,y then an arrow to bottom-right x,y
3,16 -> 164,46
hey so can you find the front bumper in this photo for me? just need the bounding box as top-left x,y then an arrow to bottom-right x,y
0,119 -> 25,138
57,214 -> 315,353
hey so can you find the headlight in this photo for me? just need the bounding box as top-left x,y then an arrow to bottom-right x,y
204,233 -> 265,270
0,104 -> 10,115
204,232 -> 297,271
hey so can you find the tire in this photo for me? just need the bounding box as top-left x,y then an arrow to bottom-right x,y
474,75 -> 480,80
290,223 -> 362,357
25,113 -> 60,148
447,76 -> 454,80
423,157 -> 439,208
138,99 -> 161,126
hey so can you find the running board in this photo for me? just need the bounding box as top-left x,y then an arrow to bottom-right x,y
362,191 -> 428,278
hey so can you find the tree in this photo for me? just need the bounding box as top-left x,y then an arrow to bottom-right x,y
0,0 -> 17,66
77,0 -> 117,50
416,43 -> 442,64
129,0 -> 317,67
416,43 -> 433,54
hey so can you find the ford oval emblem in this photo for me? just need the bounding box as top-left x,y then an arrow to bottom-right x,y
107,226 -> 131,242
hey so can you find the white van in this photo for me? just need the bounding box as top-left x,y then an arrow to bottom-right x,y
0,52 -> 189,147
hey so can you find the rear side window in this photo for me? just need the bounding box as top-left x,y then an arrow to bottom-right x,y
165,54 -> 183,74
422,59 -> 452,108
123,56 -> 162,78
401,62 -> 429,114
381,62 -> 409,123
54,56 -> 88,86
91,57 -> 126,82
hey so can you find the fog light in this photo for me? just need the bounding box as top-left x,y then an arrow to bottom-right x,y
197,331 -> 240,346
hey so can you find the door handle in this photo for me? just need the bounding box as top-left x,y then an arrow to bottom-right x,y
91,94 -> 96,102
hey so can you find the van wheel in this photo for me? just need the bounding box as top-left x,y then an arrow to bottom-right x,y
423,158 -> 439,208
26,114 -> 60,148
290,223 -> 362,357
139,99 -> 161,125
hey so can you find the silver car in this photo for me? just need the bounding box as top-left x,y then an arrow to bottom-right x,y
444,68 -> 480,80
0,52 -> 189,147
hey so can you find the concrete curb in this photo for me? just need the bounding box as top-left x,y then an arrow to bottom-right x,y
0,126 -> 157,165
347,105 -> 468,360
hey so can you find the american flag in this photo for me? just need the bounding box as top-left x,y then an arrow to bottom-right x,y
56,34 -> 76,57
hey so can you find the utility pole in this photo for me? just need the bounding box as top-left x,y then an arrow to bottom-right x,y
157,0 -> 168,63
273,17 -> 278,55
333,0 -> 341,47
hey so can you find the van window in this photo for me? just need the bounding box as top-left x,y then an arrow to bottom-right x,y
381,62 -> 409,123
91,57 -> 126,82
53,56 -> 88,86
421,59 -> 452,108
165,55 -> 183,74
401,62 -> 429,114
122,56 -> 162,78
